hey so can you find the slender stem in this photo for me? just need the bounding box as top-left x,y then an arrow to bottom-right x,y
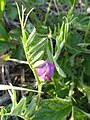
70,106 -> 74,120
32,69 -> 42,110
69,75 -> 74,100
50,38 -> 53,55
36,83 -> 42,110
32,69 -> 40,85
44,0 -> 53,25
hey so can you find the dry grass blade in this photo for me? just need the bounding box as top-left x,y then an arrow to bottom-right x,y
0,84 -> 43,93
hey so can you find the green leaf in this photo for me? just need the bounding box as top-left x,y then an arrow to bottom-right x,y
46,46 -> 66,78
53,59 -> 66,78
33,99 -> 72,120
32,60 -> 45,68
68,0 -> 78,6
30,50 -> 44,64
0,23 -> 9,40
46,48 -> 53,62
25,27 -> 36,47
0,107 -> 7,120
73,15 -> 90,31
0,0 -> 6,21
0,41 -> 13,56
27,38 -> 46,54
73,107 -> 90,120
24,96 -> 37,117
79,82 -> 90,104
11,97 -> 26,115
83,55 -> 90,76
6,6 -> 17,20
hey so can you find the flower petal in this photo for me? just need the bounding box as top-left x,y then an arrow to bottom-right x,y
36,61 -> 54,82
46,62 -> 54,77
36,65 -> 46,76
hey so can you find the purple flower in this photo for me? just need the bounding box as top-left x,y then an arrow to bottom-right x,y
36,61 -> 54,82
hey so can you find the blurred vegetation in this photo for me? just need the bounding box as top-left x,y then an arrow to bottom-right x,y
0,0 -> 90,120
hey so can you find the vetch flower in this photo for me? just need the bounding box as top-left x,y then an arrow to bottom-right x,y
36,61 -> 54,82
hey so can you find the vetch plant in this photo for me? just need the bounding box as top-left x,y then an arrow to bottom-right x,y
16,1 -> 67,111
16,2 -> 47,111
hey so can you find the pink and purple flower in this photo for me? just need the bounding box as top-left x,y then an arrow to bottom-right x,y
36,61 -> 54,82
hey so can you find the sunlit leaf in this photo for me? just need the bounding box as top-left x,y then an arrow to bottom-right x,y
0,0 -> 6,20
32,60 -> 45,68
25,27 -> 36,47
53,59 -> 66,78
33,99 -> 72,120
24,96 -> 37,117
27,38 -> 46,54
30,50 -> 44,64
11,97 -> 26,115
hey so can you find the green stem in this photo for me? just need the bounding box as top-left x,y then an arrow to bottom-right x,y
44,0 -> 52,25
32,69 -> 42,110
70,106 -> 74,120
36,83 -> 42,110
32,69 -> 40,85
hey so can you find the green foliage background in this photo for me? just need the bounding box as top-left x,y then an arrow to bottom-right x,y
0,0 -> 90,120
